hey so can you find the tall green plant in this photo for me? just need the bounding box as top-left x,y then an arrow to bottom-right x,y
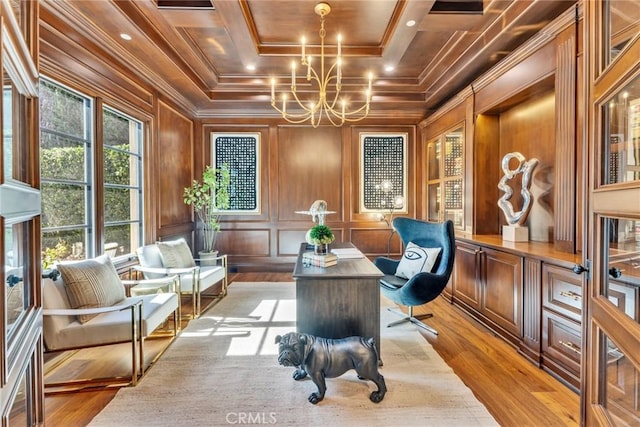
183,164 -> 231,252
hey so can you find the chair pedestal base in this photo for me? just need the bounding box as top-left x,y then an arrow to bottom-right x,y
386,306 -> 438,335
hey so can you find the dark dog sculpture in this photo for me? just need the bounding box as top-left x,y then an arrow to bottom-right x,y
275,332 -> 386,404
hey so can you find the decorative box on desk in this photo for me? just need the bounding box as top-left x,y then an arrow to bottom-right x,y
292,242 -> 383,358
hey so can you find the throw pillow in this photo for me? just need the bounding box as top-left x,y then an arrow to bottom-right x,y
156,239 -> 196,268
58,255 -> 126,324
395,242 -> 442,279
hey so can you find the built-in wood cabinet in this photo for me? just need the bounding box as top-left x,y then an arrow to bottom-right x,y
453,241 -> 523,345
451,236 -> 582,390
482,248 -> 523,341
425,5 -> 587,395
541,263 -> 582,391
426,125 -> 464,230
452,241 -> 481,308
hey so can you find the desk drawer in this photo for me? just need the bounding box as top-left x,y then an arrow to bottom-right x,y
542,263 -> 582,322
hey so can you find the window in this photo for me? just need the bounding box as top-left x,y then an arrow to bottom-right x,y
102,107 -> 143,257
39,78 -> 143,262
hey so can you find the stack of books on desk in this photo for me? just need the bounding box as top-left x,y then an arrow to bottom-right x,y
330,247 -> 365,259
302,252 -> 338,267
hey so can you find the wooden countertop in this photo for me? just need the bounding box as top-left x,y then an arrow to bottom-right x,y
455,233 -> 582,268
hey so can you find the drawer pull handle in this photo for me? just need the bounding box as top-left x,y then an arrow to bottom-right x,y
559,290 -> 581,301
559,340 -> 581,355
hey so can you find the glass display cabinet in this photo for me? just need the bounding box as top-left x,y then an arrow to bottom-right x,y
1,0 -> 42,425
583,1 -> 640,424
426,125 -> 464,229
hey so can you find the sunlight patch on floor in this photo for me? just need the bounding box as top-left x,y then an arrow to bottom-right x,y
248,298 -> 296,322
185,298 -> 297,356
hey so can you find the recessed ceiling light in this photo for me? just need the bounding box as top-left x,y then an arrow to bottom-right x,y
385,65 -> 395,72
120,33 -> 132,41
406,20 -> 416,27
246,64 -> 256,71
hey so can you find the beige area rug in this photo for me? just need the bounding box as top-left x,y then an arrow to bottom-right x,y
89,282 -> 498,427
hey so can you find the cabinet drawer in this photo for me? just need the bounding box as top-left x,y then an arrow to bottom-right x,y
542,310 -> 581,375
542,263 -> 582,322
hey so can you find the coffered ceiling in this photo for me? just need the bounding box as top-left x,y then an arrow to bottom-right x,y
39,0 -> 576,122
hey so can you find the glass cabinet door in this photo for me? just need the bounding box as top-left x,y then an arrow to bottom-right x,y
443,128 -> 463,228
604,0 -> 640,67
427,183 -> 440,222
584,1 -> 640,424
427,138 -> 440,181
425,125 -> 464,229
597,216 -> 640,425
604,78 -> 640,185
1,1 -> 42,425
444,128 -> 463,178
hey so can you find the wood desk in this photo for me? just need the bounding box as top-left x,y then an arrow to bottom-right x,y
292,242 -> 383,355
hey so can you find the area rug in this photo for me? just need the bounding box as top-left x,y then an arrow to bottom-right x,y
89,282 -> 498,426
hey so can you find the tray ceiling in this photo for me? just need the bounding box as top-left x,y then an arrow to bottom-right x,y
39,0 -> 577,121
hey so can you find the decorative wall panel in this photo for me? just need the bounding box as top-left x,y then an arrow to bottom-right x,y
212,133 -> 260,213
359,133 -> 407,213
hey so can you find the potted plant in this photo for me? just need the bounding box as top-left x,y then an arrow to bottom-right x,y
306,224 -> 335,255
183,164 -> 231,262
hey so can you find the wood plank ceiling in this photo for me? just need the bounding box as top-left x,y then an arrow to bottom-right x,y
38,0 -> 577,122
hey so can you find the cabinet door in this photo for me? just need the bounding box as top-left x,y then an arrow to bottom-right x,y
453,242 -> 481,311
481,248 -> 523,340
584,2 -> 640,424
442,128 -> 464,229
1,1 -> 42,425
425,125 -> 464,228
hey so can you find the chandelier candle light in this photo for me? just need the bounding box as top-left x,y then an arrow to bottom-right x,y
270,2 -> 373,127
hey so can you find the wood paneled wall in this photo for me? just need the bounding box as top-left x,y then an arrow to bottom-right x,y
39,10 -> 419,271
194,122 -> 417,271
38,1 -> 582,273
499,92 -> 556,242
155,102 -> 194,241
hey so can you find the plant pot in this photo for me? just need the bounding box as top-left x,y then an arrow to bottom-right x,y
198,250 -> 219,266
314,244 -> 329,255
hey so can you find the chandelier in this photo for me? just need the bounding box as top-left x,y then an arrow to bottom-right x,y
270,2 -> 373,128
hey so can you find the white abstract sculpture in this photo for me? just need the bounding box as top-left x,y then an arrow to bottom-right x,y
497,152 -> 538,241
295,200 -> 335,225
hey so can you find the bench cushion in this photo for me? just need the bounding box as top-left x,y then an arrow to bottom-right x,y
179,265 -> 225,293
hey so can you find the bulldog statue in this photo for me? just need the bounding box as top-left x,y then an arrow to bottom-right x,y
275,332 -> 386,404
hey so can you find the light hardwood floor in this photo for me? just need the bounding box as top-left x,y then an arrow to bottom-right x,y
44,272 -> 580,426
